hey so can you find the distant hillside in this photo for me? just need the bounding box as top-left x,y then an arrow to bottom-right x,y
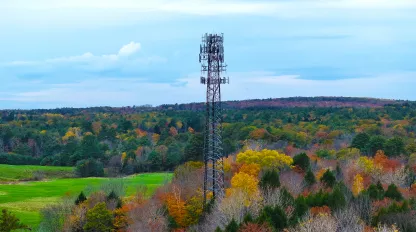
158,97 -> 404,111
0,97 -> 408,114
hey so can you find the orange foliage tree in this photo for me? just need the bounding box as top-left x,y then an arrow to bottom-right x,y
310,206 -> 331,216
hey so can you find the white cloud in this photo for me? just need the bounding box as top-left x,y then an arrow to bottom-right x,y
3,41 -> 150,68
118,42 -> 141,56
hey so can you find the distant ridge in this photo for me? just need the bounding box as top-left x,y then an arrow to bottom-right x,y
0,97 -> 410,113
158,96 -> 404,111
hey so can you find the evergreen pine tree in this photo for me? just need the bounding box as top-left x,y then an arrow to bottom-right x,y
260,169 -> 280,189
304,169 -> 316,187
75,191 -> 87,205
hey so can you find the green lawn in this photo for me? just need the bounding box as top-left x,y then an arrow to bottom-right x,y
0,164 -> 74,182
0,171 -> 172,230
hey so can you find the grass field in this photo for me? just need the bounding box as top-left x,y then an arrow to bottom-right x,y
0,164 -> 74,182
0,165 -> 172,230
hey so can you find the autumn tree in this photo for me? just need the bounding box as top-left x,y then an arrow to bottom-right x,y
236,149 -> 293,170
230,172 -> 259,197
352,174 -> 364,197
239,163 -> 261,177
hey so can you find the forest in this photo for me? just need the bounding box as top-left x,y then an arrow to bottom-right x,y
0,97 -> 416,231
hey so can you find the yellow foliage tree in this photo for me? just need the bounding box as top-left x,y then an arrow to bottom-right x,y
183,195 -> 203,226
236,149 -> 293,170
239,163 -> 260,177
176,121 -> 183,130
357,156 -> 375,174
62,127 -> 81,142
352,174 -> 364,196
316,168 -> 328,180
230,172 -> 259,197
152,133 -> 160,145
62,130 -> 76,142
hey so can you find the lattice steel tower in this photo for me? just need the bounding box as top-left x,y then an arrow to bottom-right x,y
199,33 -> 229,204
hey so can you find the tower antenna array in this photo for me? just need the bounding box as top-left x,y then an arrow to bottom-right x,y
199,33 -> 229,204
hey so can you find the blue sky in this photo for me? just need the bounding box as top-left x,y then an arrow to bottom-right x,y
1,0 -> 416,109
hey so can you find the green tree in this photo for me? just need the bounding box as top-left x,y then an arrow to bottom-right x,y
257,205 -> 288,231
385,184 -> 403,201
328,184 -> 346,210
74,134 -> 102,161
367,136 -> 386,156
148,150 -> 162,171
384,137 -> 405,157
293,196 -> 308,222
320,170 -> 336,188
75,158 -> 104,177
351,133 -> 370,151
304,169 -> 316,187
184,133 -> 203,161
75,191 -> 87,205
293,152 -> 310,171
259,169 -> 280,189
224,219 -> 239,232
367,181 -> 384,200
84,202 -> 113,232
107,191 -> 122,209
0,209 -> 30,232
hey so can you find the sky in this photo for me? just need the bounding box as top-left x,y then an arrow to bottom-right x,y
1,0 -> 416,109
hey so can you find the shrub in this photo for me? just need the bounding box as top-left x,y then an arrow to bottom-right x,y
83,202 -> 113,232
316,149 -> 335,159
293,153 -> 310,171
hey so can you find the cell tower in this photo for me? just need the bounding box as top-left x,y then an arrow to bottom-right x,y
199,33 -> 229,204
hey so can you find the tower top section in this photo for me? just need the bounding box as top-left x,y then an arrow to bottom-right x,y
199,33 -> 229,85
